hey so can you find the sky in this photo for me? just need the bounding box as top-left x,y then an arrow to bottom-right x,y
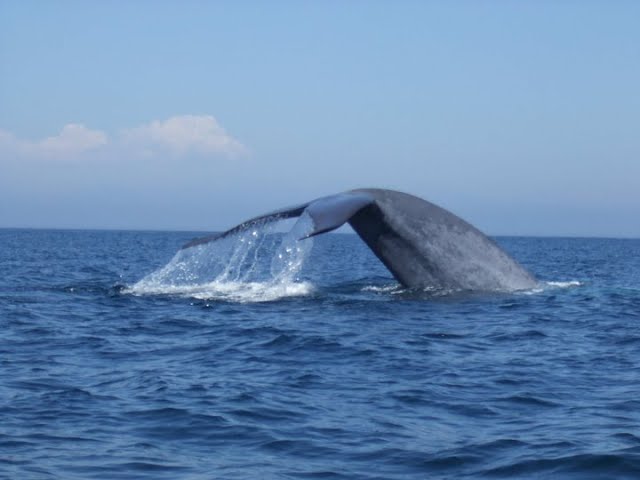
1,1 -> 639,237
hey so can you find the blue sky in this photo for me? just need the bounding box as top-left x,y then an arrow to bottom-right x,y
1,1 -> 638,237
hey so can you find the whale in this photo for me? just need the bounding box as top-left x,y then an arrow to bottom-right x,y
182,188 -> 537,292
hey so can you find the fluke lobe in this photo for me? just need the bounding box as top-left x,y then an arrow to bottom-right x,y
183,188 -> 537,292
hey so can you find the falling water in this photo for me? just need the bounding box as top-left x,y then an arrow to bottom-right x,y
127,213 -> 315,302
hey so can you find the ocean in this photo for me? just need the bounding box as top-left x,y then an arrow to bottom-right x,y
1,227 -> 639,479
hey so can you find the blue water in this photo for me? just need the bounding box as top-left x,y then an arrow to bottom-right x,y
1,227 -> 639,479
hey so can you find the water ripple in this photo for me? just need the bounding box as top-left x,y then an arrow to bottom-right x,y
2,231 -> 640,479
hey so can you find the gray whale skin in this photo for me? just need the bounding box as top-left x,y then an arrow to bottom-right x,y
183,188 -> 537,292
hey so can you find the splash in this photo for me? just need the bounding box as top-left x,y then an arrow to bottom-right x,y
127,214 -> 315,303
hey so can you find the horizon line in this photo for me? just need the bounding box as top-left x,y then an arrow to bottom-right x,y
0,225 -> 638,241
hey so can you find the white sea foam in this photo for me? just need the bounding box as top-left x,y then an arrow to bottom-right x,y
128,279 -> 314,303
545,281 -> 583,288
126,214 -> 315,303
361,284 -> 399,293
361,280 -> 584,298
518,280 -> 583,295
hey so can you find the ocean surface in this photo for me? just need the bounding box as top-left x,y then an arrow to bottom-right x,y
1,226 -> 639,479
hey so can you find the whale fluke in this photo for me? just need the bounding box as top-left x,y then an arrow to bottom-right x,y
183,188 -> 537,292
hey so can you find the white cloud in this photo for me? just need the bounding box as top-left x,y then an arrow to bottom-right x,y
121,115 -> 247,157
37,124 -> 108,157
0,123 -> 107,160
0,114 -> 246,162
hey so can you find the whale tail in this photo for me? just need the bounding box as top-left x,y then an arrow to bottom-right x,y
182,189 -> 537,291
